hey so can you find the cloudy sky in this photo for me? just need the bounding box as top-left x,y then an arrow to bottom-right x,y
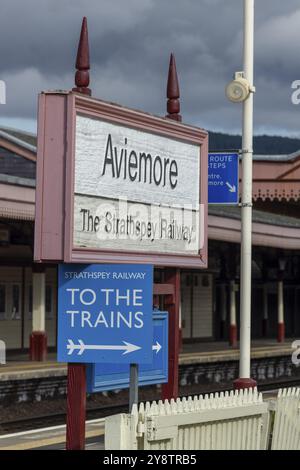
0,0 -> 300,137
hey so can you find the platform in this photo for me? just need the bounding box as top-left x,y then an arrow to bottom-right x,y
0,418 -> 105,450
0,339 -> 295,381
0,358 -> 66,381
180,339 -> 294,365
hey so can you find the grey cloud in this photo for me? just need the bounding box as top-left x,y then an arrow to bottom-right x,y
1,0 -> 300,136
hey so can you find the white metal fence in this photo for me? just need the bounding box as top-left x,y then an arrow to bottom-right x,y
271,387 -> 300,450
105,388 -> 270,450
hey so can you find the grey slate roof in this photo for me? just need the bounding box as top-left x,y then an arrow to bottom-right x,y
209,205 -> 300,229
0,173 -> 35,187
253,151 -> 300,162
0,146 -> 36,179
0,127 -> 37,153
0,127 -> 36,180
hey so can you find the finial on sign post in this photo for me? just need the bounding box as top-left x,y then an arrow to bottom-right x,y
68,18 -> 91,452
72,17 -> 91,96
166,53 -> 181,122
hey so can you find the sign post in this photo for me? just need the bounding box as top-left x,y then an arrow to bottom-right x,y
66,363 -> 86,450
161,268 -> 180,400
129,364 -> 139,411
34,19 -> 208,450
66,17 -> 90,451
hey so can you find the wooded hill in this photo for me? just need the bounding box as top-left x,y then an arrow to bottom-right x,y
209,132 -> 300,155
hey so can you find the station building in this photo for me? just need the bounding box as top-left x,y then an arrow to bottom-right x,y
1,126 -> 300,353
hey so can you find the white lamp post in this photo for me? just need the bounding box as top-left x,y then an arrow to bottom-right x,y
226,0 -> 257,389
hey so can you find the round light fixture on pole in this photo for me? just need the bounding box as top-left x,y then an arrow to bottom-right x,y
225,71 -> 250,103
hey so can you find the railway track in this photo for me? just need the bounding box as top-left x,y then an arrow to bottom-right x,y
0,403 -> 127,435
258,377 -> 300,392
1,377 -> 300,435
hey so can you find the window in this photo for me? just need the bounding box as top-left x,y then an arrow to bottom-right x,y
46,285 -> 53,319
0,284 -> 6,320
11,284 -> 21,320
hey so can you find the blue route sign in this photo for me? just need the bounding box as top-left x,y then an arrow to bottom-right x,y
57,264 -> 153,364
208,153 -> 239,204
86,311 -> 168,393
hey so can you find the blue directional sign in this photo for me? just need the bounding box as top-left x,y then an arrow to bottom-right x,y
86,311 -> 168,393
208,153 -> 239,204
57,264 -> 153,364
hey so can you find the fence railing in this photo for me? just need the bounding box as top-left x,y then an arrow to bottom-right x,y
105,388 -> 270,450
271,387 -> 300,450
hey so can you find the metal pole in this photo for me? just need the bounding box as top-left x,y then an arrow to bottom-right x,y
234,0 -> 257,389
129,363 -> 139,412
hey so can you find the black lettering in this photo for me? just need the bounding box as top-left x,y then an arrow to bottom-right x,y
153,156 -> 162,186
105,211 -> 112,233
102,134 -> 115,177
94,216 -> 100,232
101,134 -> 179,189
115,148 -> 123,178
169,160 -> 178,189
80,209 -> 88,231
128,150 -> 138,181
163,158 -> 170,186
139,152 -> 152,183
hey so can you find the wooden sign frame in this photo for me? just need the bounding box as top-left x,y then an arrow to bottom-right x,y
34,91 -> 208,268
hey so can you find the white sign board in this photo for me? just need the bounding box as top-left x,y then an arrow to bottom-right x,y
74,115 -> 203,255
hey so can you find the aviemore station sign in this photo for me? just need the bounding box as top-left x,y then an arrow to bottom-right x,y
34,91 -> 208,268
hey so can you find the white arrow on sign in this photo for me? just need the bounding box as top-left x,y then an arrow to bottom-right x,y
67,339 -> 141,356
226,182 -> 236,193
152,341 -> 162,354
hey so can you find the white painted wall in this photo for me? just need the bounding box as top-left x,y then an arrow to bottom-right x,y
181,272 -> 213,339
193,273 -> 213,338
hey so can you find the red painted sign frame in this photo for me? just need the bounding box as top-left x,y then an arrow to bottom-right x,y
34,91 -> 208,268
